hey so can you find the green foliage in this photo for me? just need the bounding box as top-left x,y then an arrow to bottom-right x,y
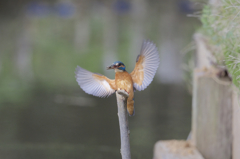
200,0 -> 240,89
0,17 -> 106,104
0,16 -> 133,104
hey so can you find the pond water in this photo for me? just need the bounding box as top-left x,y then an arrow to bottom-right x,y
0,82 -> 191,159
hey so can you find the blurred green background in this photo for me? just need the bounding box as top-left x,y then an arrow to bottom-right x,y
0,0 -> 200,159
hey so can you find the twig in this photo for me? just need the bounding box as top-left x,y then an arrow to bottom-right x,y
116,90 -> 131,159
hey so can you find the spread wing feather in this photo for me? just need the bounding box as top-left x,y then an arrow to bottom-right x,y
131,40 -> 160,91
75,66 -> 116,98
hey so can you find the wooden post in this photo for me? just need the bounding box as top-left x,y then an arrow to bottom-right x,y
116,90 -> 131,159
232,88 -> 240,159
153,140 -> 204,159
191,69 -> 232,159
193,33 -> 215,69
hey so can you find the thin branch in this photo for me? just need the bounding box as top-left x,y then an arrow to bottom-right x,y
116,90 -> 131,159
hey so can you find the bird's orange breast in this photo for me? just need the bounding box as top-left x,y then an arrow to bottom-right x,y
115,71 -> 135,116
115,71 -> 133,93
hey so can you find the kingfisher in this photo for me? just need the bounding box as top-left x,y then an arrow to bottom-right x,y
75,40 -> 160,116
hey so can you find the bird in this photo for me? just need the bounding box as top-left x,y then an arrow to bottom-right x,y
75,40 -> 160,116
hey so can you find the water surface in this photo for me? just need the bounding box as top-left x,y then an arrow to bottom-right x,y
0,83 -> 191,159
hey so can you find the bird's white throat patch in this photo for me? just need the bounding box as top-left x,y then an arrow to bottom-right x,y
115,69 -> 124,72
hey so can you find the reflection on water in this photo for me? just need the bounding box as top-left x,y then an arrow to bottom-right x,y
0,82 -> 191,159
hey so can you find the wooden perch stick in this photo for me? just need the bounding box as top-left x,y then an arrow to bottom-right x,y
116,90 -> 131,159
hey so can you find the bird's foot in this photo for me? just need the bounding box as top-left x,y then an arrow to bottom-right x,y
117,88 -> 129,98
117,88 -> 129,94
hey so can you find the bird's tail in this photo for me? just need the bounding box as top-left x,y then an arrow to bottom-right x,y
127,99 -> 135,116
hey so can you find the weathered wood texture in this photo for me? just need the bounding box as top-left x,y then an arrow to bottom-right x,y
116,90 -> 131,159
191,70 -> 232,159
194,33 -> 215,69
232,88 -> 240,159
153,140 -> 204,159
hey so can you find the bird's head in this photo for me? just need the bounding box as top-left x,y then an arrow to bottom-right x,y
107,61 -> 126,72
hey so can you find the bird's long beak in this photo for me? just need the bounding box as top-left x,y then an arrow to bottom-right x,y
107,64 -> 115,70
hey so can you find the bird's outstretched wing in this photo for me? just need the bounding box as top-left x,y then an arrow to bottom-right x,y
75,66 -> 116,98
130,40 -> 160,91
